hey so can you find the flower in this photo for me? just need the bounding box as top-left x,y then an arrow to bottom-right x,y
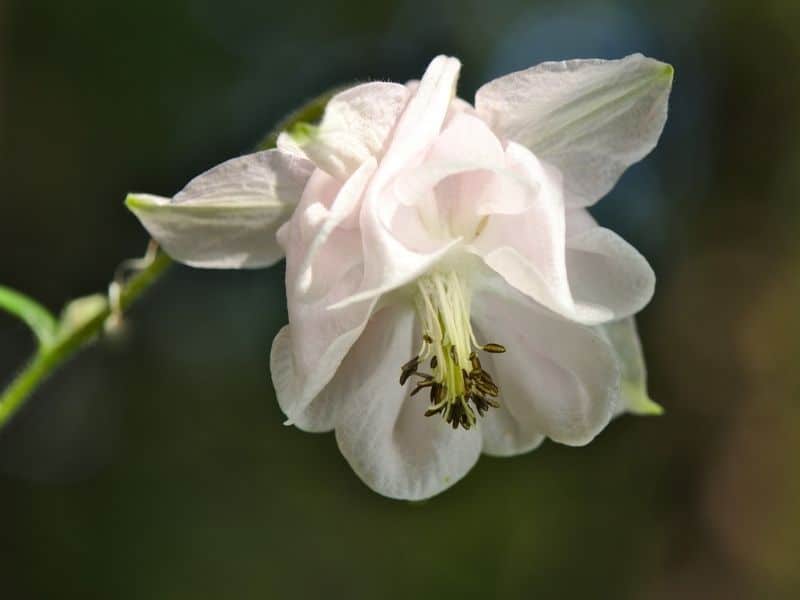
127,54 -> 672,499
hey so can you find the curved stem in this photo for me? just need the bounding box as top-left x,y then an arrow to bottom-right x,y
0,251 -> 172,428
0,83 -> 340,430
0,286 -> 58,347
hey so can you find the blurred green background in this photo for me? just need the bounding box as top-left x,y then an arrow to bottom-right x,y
2,0 -> 800,598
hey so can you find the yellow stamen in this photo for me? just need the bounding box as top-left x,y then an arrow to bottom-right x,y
398,271 -> 505,430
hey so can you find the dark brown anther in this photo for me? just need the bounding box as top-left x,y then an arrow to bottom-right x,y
470,394 -> 486,416
401,356 -> 421,372
469,369 -> 483,381
410,380 -> 434,396
477,371 -> 495,385
399,355 -> 420,385
462,415 -> 471,430
482,343 -> 506,353
423,334 -> 433,344
475,380 -> 499,397
469,352 -> 481,371
414,334 -> 507,427
425,406 -> 443,417
470,393 -> 495,415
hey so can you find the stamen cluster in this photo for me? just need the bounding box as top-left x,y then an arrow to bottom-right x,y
399,272 -> 506,429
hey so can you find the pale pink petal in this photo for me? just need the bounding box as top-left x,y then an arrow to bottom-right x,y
270,325 -> 340,432
476,53 -> 673,207
334,304 -> 482,500
565,209 -> 655,321
480,401 -> 546,458
379,56 -> 461,175
392,113 -> 532,220
472,280 -> 619,446
330,56 -> 464,309
469,143 -> 585,319
127,149 -> 313,268
294,158 -> 377,298
303,82 -> 409,179
274,166 -> 377,421
596,317 -> 662,416
270,272 -> 374,426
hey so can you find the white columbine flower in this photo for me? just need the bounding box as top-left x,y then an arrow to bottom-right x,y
128,54 -> 672,499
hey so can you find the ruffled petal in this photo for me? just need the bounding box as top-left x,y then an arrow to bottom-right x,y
270,325 -> 340,432
293,158 -> 377,299
334,304 -> 482,499
597,317 -> 662,416
270,272 -> 374,427
472,179 -> 653,325
379,56 -> 461,176
302,82 -> 409,180
475,53 -> 673,207
274,167 -> 376,422
471,280 -> 619,447
126,150 -> 313,268
393,113 -> 532,218
480,401 -> 546,458
329,57 -> 464,310
470,143 -> 595,321
565,209 -> 655,321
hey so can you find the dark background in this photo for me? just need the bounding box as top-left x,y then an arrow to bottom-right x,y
2,1 -> 799,598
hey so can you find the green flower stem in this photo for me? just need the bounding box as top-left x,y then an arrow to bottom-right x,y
0,251 -> 173,428
0,286 -> 58,348
0,84 -> 340,430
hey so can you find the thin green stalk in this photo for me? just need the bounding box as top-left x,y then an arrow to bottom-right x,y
0,286 -> 58,347
0,84 -> 339,430
0,251 -> 173,427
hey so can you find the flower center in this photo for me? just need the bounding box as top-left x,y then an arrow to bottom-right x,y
399,271 -> 506,430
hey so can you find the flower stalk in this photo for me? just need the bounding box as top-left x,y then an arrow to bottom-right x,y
0,87 -> 342,430
0,250 -> 172,428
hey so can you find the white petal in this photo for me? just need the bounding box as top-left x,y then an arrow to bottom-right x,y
276,131 -> 309,159
334,304 -> 482,499
473,185 -> 653,324
270,278 -> 373,427
270,326 -> 341,432
325,57 -> 464,310
393,113 -> 533,218
480,401 -> 546,458
472,281 -> 619,446
302,82 -> 409,179
476,53 -> 673,207
274,56 -> 465,407
127,150 -> 314,268
565,209 -> 655,321
379,56 -> 461,176
470,143 -> 614,322
274,170 -> 375,422
294,158 -> 377,298
325,238 -> 459,310
597,317 -> 663,416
